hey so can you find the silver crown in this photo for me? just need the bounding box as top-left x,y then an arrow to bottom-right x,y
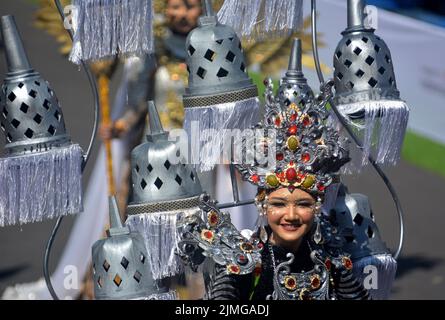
0,15 -> 70,155
127,101 -> 203,215
182,2 -> 257,109
333,0 -> 400,116
92,197 -> 170,300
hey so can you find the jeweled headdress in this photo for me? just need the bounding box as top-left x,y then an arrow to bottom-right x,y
236,39 -> 350,195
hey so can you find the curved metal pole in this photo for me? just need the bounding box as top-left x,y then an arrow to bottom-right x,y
43,0 -> 101,300
310,0 -> 404,260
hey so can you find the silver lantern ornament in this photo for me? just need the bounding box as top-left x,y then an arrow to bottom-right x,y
69,0 -> 154,64
182,0 -> 260,172
217,0 -> 303,41
125,101 -> 203,280
329,184 -> 397,300
92,197 -> 176,300
277,38 -> 314,109
0,15 -> 83,227
333,0 -> 409,169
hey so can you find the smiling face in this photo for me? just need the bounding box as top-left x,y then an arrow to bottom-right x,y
165,0 -> 202,35
266,187 -> 317,251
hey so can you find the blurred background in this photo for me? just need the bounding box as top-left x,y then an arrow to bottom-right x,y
0,0 -> 444,300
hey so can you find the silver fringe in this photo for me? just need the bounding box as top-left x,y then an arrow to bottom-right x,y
125,208 -> 200,280
333,100 -> 409,172
137,290 -> 178,300
352,253 -> 397,300
217,0 -> 303,40
184,97 -> 260,172
0,144 -> 83,227
69,0 -> 154,64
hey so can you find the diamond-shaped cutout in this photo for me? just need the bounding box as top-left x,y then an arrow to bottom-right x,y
217,67 -> 229,77
43,99 -> 51,110
204,49 -> 216,61
374,44 -> 381,52
175,174 -> 182,185
154,177 -> 163,189
6,133 -> 12,142
362,37 -> 369,43
97,277 -> 103,288
188,45 -> 195,56
20,102 -> 29,113
284,98 -> 291,106
140,179 -> 147,189
2,107 -> 8,117
8,92 -> 16,102
378,66 -> 386,75
34,114 -> 42,124
18,82 -> 24,88
113,274 -> 122,287
337,72 -> 343,80
355,69 -> 365,78
164,159 -> 171,170
11,119 -> 20,128
103,260 -> 110,272
34,81 -> 41,86
336,51 -> 342,58
48,125 -> 56,135
238,41 -> 242,50
353,47 -> 362,55
367,226 -> 374,238
226,51 -> 235,63
228,37 -> 234,42
215,39 -> 223,45
54,110 -> 61,121
0,122 -> 5,131
140,253 -> 146,264
147,164 -> 153,172
389,77 -> 395,85
196,67 -> 207,79
120,257 -> 129,269
344,59 -> 352,68
24,128 -> 34,138
345,39 -> 352,46
135,164 -> 139,172
353,213 -> 364,226
28,89 -> 37,98
240,63 -> 245,72
347,81 -> 355,89
134,271 -> 142,283
190,171 -> 195,181
365,56 -> 375,65
368,77 -> 378,88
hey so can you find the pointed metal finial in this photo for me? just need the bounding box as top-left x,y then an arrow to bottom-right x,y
287,38 -> 302,73
347,0 -> 366,30
0,15 -> 32,74
202,0 -> 214,17
148,100 -> 165,135
107,196 -> 129,236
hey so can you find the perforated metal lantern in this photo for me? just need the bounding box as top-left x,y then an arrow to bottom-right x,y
92,197 -> 175,300
125,101 -> 203,280
330,185 -> 397,299
332,0 -> 409,168
277,38 -> 314,109
182,1 -> 260,172
0,15 -> 83,227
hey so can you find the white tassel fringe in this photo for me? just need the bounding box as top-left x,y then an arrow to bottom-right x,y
217,0 -> 303,40
184,97 -> 260,172
138,290 -> 178,300
69,0 -> 154,64
352,253 -> 397,300
125,208 -> 200,280
0,144 -> 83,227
333,100 -> 409,172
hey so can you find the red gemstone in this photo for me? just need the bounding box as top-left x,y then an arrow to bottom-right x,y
288,125 -> 297,135
286,168 -> 297,182
317,183 -> 325,191
230,265 -> 240,274
210,214 -> 218,225
325,259 -> 331,271
303,116 -> 311,127
286,278 -> 296,287
290,113 -> 298,122
289,161 -> 294,166
302,152 -> 311,163
274,117 -> 281,127
257,242 -> 264,249
311,277 -> 320,289
343,257 -> 353,270
276,153 -> 284,161
204,231 -> 213,239
251,174 -> 259,183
